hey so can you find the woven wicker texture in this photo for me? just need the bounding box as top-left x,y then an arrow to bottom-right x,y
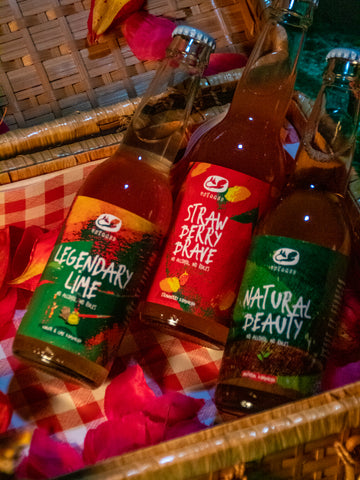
0,0 -> 265,131
0,69 -> 241,179
1,2 -> 360,479
57,381 -> 360,479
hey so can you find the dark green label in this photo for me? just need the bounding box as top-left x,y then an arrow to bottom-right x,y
18,196 -> 161,365
223,235 -> 348,396
231,235 -> 348,359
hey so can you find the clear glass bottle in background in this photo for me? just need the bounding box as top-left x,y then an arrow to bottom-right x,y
215,47 -> 360,416
12,26 -> 215,389
141,0 -> 318,349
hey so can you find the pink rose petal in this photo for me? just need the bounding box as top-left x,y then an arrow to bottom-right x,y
83,413 -> 164,464
204,53 -> 248,76
322,358 -> 360,391
164,417 -> 206,440
121,11 -> 176,61
104,364 -> 156,420
10,226 -> 59,292
0,391 -> 12,433
145,391 -> 205,425
0,287 -> 17,339
0,227 -> 10,295
87,0 -> 145,44
16,429 -> 84,480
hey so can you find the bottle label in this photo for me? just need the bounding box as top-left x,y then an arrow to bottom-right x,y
146,163 -> 272,324
224,235 -> 348,395
18,196 -> 162,366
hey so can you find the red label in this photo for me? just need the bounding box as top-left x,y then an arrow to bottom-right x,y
146,163 -> 272,325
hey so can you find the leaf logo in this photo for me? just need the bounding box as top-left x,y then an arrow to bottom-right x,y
272,248 -> 300,266
204,175 -> 229,193
95,214 -> 122,233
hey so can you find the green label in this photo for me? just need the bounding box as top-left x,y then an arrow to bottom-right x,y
225,235 -> 348,395
18,196 -> 161,366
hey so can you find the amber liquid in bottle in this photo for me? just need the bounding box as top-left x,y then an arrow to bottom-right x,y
13,145 -> 173,388
141,73 -> 295,348
215,187 -> 351,415
13,26 -> 215,388
215,45 -> 360,414
141,0 -> 317,348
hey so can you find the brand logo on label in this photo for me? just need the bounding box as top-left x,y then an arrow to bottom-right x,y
273,248 -> 300,266
95,214 -> 122,232
203,175 -> 229,193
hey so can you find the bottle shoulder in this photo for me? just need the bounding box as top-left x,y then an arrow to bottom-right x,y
186,115 -> 286,187
258,189 -> 351,255
80,145 -> 171,189
78,145 -> 173,232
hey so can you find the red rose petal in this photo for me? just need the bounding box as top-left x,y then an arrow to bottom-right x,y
11,226 -> 43,278
0,121 -> 9,134
164,417 -> 206,440
0,227 -> 10,295
121,11 -> 176,61
104,364 -> 156,420
0,391 -> 12,433
0,287 -> 17,339
322,357 -> 360,391
145,391 -> 205,425
87,0 -> 145,44
204,53 -> 248,76
16,429 -> 84,480
83,413 -> 163,464
10,227 -> 58,292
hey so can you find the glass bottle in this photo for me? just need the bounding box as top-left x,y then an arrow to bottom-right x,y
215,47 -> 360,416
12,26 -> 215,389
140,0 -> 318,349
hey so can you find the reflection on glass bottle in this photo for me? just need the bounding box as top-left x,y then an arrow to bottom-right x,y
215,47 -> 360,416
12,26 -> 215,389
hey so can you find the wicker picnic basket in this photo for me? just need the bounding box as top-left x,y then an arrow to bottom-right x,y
1,1 -> 360,479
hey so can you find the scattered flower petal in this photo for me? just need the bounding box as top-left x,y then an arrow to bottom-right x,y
164,417 -> 206,440
0,287 -> 17,339
16,429 -> 84,480
84,365 -> 206,465
327,288 -> 360,366
121,11 -> 176,61
145,391 -> 205,425
0,227 -> 10,294
9,227 -> 58,292
204,53 -> 247,76
322,357 -> 360,391
0,391 -> 12,433
104,364 -> 156,419
87,0 -> 145,44
83,413 -> 164,464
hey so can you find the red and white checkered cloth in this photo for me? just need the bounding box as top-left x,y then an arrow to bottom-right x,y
0,160 -> 223,451
0,121 -> 302,455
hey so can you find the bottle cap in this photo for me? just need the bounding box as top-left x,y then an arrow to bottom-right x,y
326,47 -> 360,63
325,47 -> 360,80
172,25 -> 216,52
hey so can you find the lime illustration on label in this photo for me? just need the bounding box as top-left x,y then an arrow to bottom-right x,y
221,235 -> 348,396
19,196 -> 162,365
146,162 -> 273,324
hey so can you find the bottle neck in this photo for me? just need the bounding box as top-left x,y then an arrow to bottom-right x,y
289,74 -> 360,195
121,36 -> 212,167
228,0 -> 315,126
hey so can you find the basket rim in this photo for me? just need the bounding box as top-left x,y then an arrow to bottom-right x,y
60,380 -> 360,480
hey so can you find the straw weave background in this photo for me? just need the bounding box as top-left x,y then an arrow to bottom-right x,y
0,0 -> 266,130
